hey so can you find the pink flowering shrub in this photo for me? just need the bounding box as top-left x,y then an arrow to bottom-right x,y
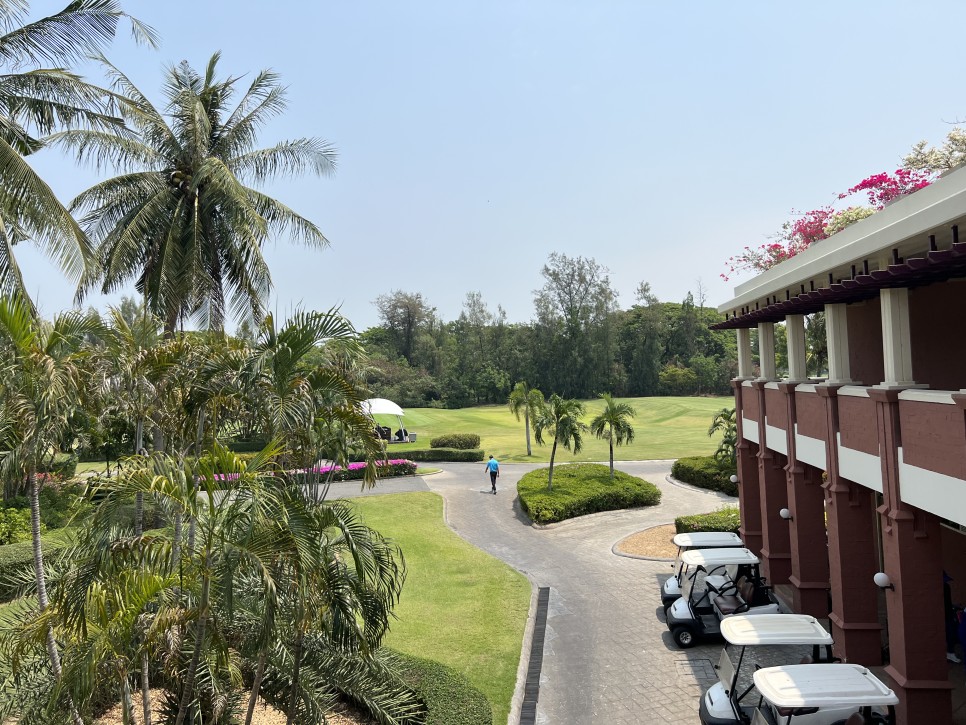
723,169 -> 936,280
839,168 -> 933,209
212,459 -> 417,486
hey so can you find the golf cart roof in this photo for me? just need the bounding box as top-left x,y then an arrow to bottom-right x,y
672,532 -> 743,548
720,614 -> 833,646
752,664 -> 899,709
681,547 -> 760,567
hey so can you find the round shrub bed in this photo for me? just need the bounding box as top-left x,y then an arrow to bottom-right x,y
388,650 -> 492,725
671,456 -> 737,496
674,505 -> 741,534
517,464 -> 661,525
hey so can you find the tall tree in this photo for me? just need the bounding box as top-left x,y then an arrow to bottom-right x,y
589,393 -> 636,479
507,381 -> 543,456
60,52 -> 334,334
532,253 -> 618,397
533,394 -> 586,491
0,1 -> 155,306
0,295 -> 97,725
373,290 -> 436,368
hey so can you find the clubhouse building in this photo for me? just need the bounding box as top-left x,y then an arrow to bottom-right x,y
715,166 -> 966,724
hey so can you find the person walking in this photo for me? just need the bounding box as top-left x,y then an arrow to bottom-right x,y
485,455 -> 500,494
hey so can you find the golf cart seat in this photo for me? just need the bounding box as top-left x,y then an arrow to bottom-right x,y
713,577 -> 755,615
844,713 -> 868,725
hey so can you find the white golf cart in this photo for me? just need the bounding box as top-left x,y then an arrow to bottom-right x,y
748,663 -> 897,725
661,532 -> 744,612
699,614 -> 836,725
665,548 -> 784,649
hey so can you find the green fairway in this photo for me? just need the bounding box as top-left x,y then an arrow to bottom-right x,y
352,492 -> 530,725
379,395 -> 731,463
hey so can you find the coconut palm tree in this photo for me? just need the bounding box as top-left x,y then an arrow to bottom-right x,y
0,1 -> 156,305
59,52 -> 335,334
507,381 -> 543,456
532,394 -> 587,491
589,393 -> 636,479
0,295 -> 98,724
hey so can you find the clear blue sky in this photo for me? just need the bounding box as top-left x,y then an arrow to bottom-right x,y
18,0 -> 966,330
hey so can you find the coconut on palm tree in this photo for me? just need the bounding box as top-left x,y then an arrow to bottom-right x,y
0,1 -> 155,305
58,52 -> 335,334
589,393 -> 636,479
507,381 -> 543,456
532,394 -> 587,491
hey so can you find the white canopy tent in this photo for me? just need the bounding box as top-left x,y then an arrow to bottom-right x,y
361,398 -> 412,442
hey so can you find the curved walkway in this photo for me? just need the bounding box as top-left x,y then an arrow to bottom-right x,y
415,461 -> 736,724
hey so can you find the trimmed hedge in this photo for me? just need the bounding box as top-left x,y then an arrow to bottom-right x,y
671,456 -> 738,496
404,448 -> 486,463
429,433 -> 481,450
675,506 -> 741,535
518,463 -> 661,524
0,528 -> 75,602
390,651 -> 492,725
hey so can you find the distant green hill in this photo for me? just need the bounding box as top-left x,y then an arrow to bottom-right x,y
375,395 -> 731,463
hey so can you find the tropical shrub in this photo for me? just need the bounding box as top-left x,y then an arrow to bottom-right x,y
299,459 -> 417,482
517,464 -> 660,524
658,365 -> 698,396
0,529 -> 75,602
405,448 -> 486,463
38,453 -> 78,480
390,651 -> 492,725
675,506 -> 741,535
671,456 -> 737,496
4,482 -> 87,529
0,509 -> 33,545
708,407 -> 737,464
430,433 -> 481,450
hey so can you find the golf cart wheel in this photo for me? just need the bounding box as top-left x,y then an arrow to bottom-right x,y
672,625 -> 696,649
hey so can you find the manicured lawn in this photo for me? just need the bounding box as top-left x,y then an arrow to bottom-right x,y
352,492 -> 530,725
378,395 -> 731,462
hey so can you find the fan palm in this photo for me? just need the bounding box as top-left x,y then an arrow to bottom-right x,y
0,1 -> 156,305
532,394 -> 587,491
59,52 -> 335,334
507,381 -> 543,456
589,393 -> 635,479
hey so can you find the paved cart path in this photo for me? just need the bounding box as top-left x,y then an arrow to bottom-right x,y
418,461 -> 735,725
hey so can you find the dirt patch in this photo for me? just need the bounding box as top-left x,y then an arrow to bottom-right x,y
615,523 -> 677,559
94,689 -> 375,725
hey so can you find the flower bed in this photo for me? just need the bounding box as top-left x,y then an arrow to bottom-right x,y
212,459 -> 417,484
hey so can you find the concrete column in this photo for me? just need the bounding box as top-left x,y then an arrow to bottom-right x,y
733,380 -> 762,555
818,385 -> 882,665
757,322 -> 777,380
785,314 -> 808,383
879,289 -> 916,387
753,380 -> 791,584
870,388 -> 952,724
825,303 -> 852,385
736,327 -> 754,379
779,383 -> 829,616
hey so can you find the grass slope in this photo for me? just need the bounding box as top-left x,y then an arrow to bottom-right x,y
379,395 -> 730,463
352,492 -> 529,725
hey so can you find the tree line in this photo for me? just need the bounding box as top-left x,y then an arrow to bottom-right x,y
361,254 -> 738,408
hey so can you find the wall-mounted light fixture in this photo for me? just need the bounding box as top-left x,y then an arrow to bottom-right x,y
730,474 -> 738,485
873,572 -> 895,591
779,507 -> 793,521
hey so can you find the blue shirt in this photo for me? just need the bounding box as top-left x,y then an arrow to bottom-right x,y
486,459 -> 499,472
